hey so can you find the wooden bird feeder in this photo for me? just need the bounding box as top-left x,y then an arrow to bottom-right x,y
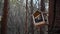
32,11 -> 46,27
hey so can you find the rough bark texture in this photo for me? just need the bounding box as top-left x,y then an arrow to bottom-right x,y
52,0 -> 60,34
48,0 -> 54,32
1,0 -> 8,34
49,0 -> 60,34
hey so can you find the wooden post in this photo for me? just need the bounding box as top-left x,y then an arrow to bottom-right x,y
1,0 -> 8,34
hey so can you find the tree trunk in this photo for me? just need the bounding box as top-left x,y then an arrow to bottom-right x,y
1,0 -> 8,34
25,0 -> 28,34
40,0 -> 45,34
48,0 -> 54,33
30,0 -> 34,34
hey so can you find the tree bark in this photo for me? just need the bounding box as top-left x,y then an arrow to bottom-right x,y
40,0 -> 45,34
30,0 -> 34,34
48,0 -> 54,32
25,0 -> 28,34
1,0 -> 8,34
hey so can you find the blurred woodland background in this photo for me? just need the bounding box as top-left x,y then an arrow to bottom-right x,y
0,0 -> 49,34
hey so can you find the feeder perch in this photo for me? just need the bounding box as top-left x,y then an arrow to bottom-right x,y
32,11 -> 46,27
